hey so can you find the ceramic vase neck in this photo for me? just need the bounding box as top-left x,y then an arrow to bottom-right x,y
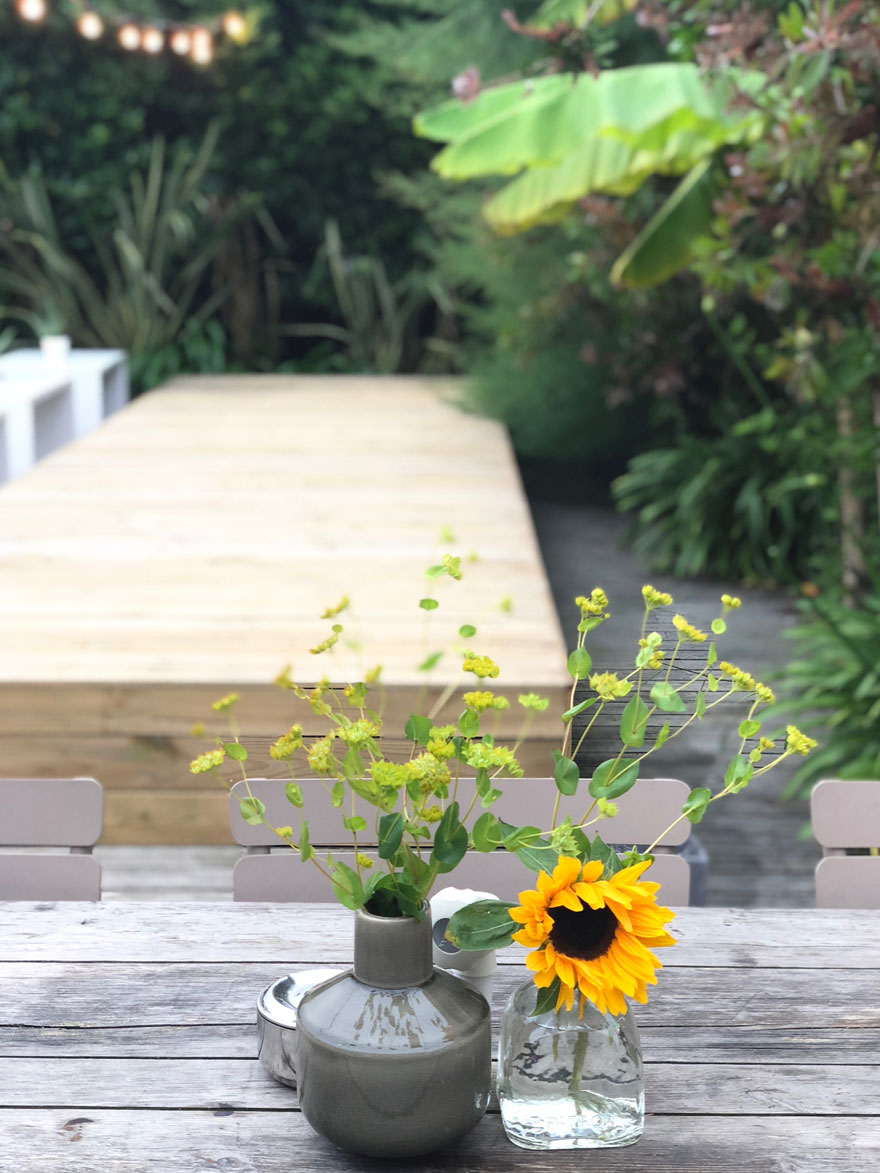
352,907 -> 433,988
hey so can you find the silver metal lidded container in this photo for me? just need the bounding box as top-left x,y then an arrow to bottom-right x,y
256,969 -> 345,1088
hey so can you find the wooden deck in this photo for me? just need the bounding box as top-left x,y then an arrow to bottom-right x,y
0,376 -> 568,843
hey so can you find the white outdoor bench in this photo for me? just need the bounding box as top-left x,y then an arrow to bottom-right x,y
0,347 -> 128,435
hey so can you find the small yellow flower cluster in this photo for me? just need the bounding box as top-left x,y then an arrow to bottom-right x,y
719,661 -> 757,691
642,584 -> 673,609
463,690 -> 510,713
212,693 -> 238,712
420,804 -> 444,823
343,682 -> 368,708
308,679 -> 333,716
310,626 -> 342,655
370,760 -> 410,791
638,636 -> 665,669
462,652 -> 500,679
427,734 -> 456,760
365,664 -> 383,684
758,737 -> 775,752
672,614 -> 708,643
442,553 -> 463,580
721,594 -> 742,609
307,734 -> 337,775
355,852 -> 374,869
755,683 -> 775,704
786,725 -> 818,756
597,798 -> 619,818
576,588 -> 609,616
589,672 -> 633,701
276,825 -> 294,839
274,665 -> 305,696
549,818 -> 581,856
321,596 -> 349,618
337,718 -> 380,747
518,693 -> 550,712
189,748 -> 226,774
464,742 -> 523,776
270,724 -> 304,761
406,753 -> 452,795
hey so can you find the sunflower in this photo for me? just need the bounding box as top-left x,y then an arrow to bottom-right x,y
509,855 -> 676,1016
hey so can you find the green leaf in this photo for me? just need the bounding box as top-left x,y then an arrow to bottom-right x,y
707,644 -> 718,667
682,787 -> 712,824
432,802 -> 468,871
532,976 -> 562,1017
472,811 -> 502,852
711,618 -> 727,635
695,692 -> 707,719
553,749 -> 580,796
330,779 -> 345,808
589,759 -> 639,800
707,673 -> 719,692
298,821 -> 315,863
655,720 -> 671,749
561,696 -> 600,721
378,812 -> 404,860
619,695 -> 650,747
285,782 -> 303,808
424,564 -> 445,578
738,719 -> 762,738
458,624 -> 477,638
577,615 -> 605,634
611,158 -> 715,288
724,755 -> 754,793
458,708 -> 480,737
567,647 -> 592,680
343,815 -> 367,832
445,899 -> 517,950
481,788 -> 503,808
419,598 -> 439,611
502,824 -> 542,852
588,832 -> 625,876
404,714 -> 433,746
225,742 -> 247,762
498,820 -> 557,873
239,796 -> 265,825
650,682 -> 687,713
418,651 -> 444,672
330,862 -> 365,910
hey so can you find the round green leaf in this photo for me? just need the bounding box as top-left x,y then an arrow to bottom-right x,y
567,647 -> 592,680
419,598 -> 439,610
458,624 -> 477,638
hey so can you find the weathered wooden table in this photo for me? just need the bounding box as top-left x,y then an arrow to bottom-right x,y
1,902 -> 878,1171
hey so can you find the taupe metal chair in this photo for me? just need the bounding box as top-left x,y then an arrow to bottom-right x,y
812,778 -> 880,909
230,776 -> 692,904
0,777 -> 103,900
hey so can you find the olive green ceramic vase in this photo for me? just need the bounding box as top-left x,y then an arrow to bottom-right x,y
295,907 -> 492,1157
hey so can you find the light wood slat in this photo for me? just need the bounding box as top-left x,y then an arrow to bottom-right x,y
2,1055 -> 878,1116
3,963 -> 878,1030
2,903 -> 880,967
5,1023 -> 880,1064
1,1110 -> 878,1172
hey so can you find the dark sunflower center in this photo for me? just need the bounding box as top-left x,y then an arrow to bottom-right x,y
549,904 -> 618,961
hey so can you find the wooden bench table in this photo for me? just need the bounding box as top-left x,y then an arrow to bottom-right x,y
1,901 -> 878,1170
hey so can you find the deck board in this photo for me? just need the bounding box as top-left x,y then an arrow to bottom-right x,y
0,376 -> 568,842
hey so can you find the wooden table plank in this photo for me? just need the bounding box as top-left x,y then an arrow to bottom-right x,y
0,375 -> 569,842
3,903 -> 880,968
2,963 -> 878,1030
1,1110 -> 877,1172
2,1055 -> 879,1116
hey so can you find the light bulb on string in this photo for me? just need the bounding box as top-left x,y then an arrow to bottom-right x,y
17,0 -> 47,22
169,28 -> 191,56
141,26 -> 164,54
190,27 -> 213,65
118,22 -> 141,51
221,11 -> 247,42
76,9 -> 103,40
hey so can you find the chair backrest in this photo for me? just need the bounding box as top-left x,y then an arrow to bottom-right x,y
812,778 -> 880,909
0,777 -> 103,900
230,776 -> 692,905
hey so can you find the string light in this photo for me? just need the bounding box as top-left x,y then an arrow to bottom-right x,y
17,0 -> 47,21
169,28 -> 191,56
117,22 -> 141,50
141,26 -> 163,54
76,9 -> 103,38
190,26 -> 213,65
10,1 -> 253,62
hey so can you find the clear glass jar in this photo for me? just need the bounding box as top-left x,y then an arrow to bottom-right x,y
496,979 -> 644,1150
